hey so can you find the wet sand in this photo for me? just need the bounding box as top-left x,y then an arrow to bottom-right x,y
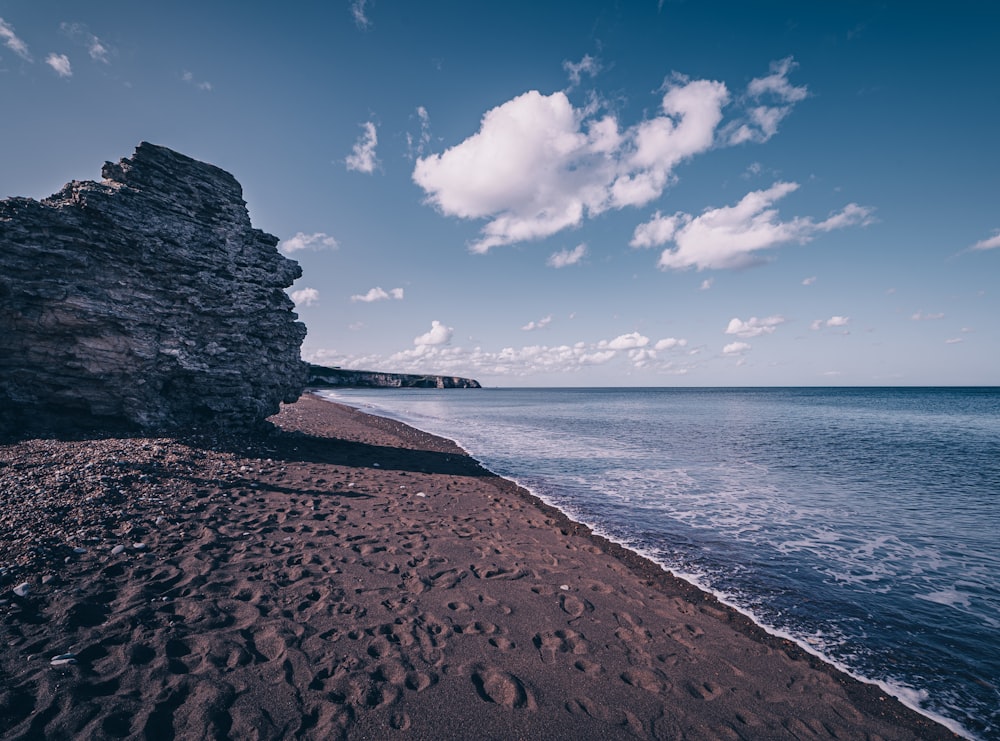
0,393 -> 958,739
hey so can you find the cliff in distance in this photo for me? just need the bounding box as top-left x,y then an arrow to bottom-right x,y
0,142 -> 307,436
307,364 -> 481,389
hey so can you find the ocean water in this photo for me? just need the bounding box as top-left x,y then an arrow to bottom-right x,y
318,387 -> 1000,740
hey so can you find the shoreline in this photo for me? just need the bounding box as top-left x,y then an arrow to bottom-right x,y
326,391 -> 973,739
328,390 -> 974,738
0,393 -> 959,739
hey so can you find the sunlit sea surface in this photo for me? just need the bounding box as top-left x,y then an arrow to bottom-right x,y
319,387 -> 999,739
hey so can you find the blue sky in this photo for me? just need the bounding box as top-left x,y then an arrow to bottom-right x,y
2,1 -> 998,386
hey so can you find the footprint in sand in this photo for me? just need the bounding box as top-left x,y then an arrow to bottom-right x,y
621,668 -> 670,694
532,629 -> 589,664
471,667 -> 536,710
685,679 -> 725,700
573,658 -> 603,676
564,696 -> 609,720
559,593 -> 593,620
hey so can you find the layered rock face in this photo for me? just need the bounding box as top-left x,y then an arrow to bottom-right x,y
0,142 -> 307,435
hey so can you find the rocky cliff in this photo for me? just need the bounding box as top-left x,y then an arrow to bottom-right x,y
307,364 -> 481,389
0,142 -> 307,436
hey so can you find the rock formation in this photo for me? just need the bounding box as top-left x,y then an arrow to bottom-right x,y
307,364 -> 481,389
0,142 -> 307,436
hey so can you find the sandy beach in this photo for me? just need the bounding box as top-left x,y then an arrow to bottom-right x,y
0,393 -> 958,740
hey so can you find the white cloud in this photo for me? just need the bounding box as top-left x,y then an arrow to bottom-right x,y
547,243 -> 587,268
811,316 -> 850,330
945,337 -> 963,345
182,70 -> 212,91
522,315 -> 552,331
725,315 -> 785,338
346,121 -> 379,174
0,17 -> 31,61
970,229 -> 1000,251
351,286 -> 404,303
563,54 -> 601,87
724,57 -> 808,145
802,276 -> 817,285
699,278 -> 714,291
413,72 -> 731,253
60,22 -> 111,63
911,311 -> 944,321
414,320 -> 453,347
290,287 -> 320,306
279,231 -> 339,254
407,106 -> 432,160
351,0 -> 372,28
315,329 -> 699,380
46,53 -> 72,78
723,341 -> 751,355
602,332 -> 649,350
638,182 -> 873,271
630,211 -> 680,248
654,337 -> 688,351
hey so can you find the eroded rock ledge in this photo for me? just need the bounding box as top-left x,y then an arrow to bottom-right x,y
0,142 -> 307,436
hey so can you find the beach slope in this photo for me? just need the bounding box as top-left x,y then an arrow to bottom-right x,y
0,394 -> 957,739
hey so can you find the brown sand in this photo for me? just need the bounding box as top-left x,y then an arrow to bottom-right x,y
0,394 -> 957,740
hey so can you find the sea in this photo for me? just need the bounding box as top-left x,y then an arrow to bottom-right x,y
317,387 -> 999,740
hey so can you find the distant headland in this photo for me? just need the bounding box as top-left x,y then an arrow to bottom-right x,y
307,363 -> 481,389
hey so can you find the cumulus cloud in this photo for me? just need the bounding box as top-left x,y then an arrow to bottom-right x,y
351,286 -> 404,303
547,243 -> 587,268
654,337 -> 688,351
0,17 -> 32,61
413,71 -> 731,253
725,315 -> 785,338
317,329 -> 696,380
602,332 -> 649,350
633,182 -> 873,271
414,320 -> 453,347
563,54 -> 601,87
723,341 -> 751,355
724,57 -> 808,145
811,316 -> 850,330
279,231 -> 339,254
346,121 -> 379,174
700,278 -> 714,291
60,22 -> 111,63
630,211 -> 680,249
802,276 -> 817,285
522,315 -> 552,331
46,53 -> 72,77
970,229 -> 1000,251
290,287 -> 319,306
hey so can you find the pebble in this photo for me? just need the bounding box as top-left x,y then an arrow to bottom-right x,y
13,582 -> 30,597
73,547 -> 87,554
111,545 -> 126,555
560,584 -> 570,591
132,543 -> 147,551
416,492 -> 427,498
50,653 -> 77,666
